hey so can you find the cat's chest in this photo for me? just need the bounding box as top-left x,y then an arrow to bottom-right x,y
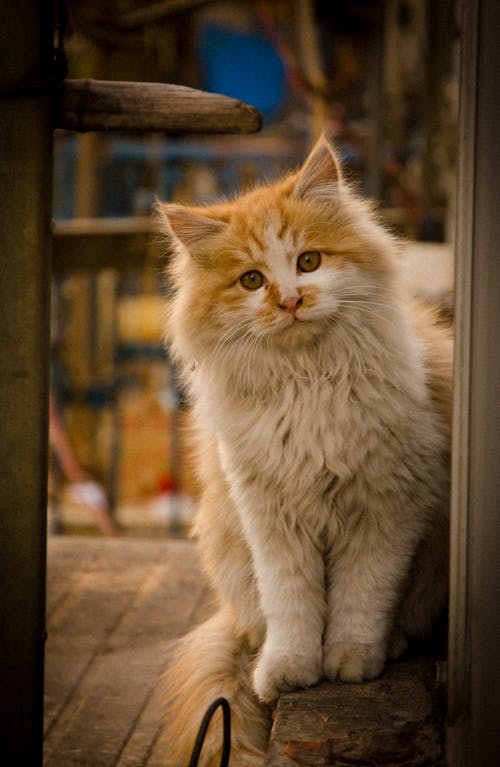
204,376 -> 370,486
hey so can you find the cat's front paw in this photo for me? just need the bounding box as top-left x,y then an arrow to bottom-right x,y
323,641 -> 385,683
253,645 -> 322,703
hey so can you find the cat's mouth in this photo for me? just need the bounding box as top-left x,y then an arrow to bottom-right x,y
263,309 -> 325,342
280,311 -> 316,334
282,313 -> 304,327
274,310 -> 331,343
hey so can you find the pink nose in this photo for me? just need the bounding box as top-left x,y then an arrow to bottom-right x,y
279,295 -> 303,314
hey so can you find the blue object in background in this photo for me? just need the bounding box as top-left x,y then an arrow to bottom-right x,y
200,25 -> 287,119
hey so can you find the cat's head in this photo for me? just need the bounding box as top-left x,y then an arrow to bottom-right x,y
158,136 -> 398,364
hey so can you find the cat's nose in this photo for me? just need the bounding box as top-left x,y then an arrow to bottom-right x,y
278,295 -> 303,314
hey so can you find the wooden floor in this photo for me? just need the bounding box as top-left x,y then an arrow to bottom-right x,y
44,535 -> 214,767
44,536 -> 445,767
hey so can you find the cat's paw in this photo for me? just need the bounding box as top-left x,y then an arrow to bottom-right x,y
323,641 -> 385,683
253,646 -> 322,702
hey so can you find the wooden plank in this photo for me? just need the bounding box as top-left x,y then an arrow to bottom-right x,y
45,540 -> 161,737
114,666 -> 172,767
46,646 -> 165,767
52,217 -> 159,272
54,218 -> 156,237
45,538 -> 103,618
134,583 -> 214,767
56,79 -> 262,134
44,537 -> 213,766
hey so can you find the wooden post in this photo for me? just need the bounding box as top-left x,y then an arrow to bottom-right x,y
448,0 -> 500,763
294,0 -> 328,137
0,2 -> 53,764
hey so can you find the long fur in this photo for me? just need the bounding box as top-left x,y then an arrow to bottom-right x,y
160,609 -> 270,767
156,136 -> 452,765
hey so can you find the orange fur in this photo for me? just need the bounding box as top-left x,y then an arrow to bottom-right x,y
159,610 -> 270,767
156,136 -> 452,765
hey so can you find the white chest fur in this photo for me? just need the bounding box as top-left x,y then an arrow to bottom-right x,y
193,337 -> 436,514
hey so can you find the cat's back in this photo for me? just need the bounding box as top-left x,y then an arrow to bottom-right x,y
409,297 -> 453,434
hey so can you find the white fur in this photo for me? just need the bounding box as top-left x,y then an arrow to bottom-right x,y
159,140 -> 450,765
176,254 -> 448,702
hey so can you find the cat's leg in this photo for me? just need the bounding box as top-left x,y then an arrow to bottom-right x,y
194,462 -> 266,649
239,500 -> 326,702
251,527 -> 326,702
323,515 -> 419,683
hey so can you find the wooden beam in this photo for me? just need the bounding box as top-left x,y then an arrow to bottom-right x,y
56,79 -> 262,134
52,218 -> 160,272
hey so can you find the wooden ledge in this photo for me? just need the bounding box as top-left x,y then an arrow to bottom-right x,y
56,79 -> 262,134
265,650 -> 446,766
52,217 -> 160,272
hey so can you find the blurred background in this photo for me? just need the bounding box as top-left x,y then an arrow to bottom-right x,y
49,0 -> 458,537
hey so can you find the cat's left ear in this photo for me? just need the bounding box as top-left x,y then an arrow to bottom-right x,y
293,135 -> 342,202
156,202 -> 227,250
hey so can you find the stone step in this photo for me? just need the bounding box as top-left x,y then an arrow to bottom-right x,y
265,649 -> 446,767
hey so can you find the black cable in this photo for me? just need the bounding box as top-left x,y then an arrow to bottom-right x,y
187,697 -> 231,767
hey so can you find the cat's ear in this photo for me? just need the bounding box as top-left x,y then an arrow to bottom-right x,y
156,202 -> 226,249
293,135 -> 342,202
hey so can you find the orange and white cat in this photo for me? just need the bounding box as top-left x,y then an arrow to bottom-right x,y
157,136 -> 451,766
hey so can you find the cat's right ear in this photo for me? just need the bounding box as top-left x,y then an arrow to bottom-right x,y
156,202 -> 226,250
293,135 -> 342,203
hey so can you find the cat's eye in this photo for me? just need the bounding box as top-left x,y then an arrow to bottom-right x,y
240,271 -> 265,290
297,251 -> 321,273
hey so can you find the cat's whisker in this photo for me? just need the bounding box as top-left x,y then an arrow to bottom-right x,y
208,317 -> 254,364
332,286 -> 396,304
336,300 -> 395,315
209,321 -> 268,382
334,299 -> 398,327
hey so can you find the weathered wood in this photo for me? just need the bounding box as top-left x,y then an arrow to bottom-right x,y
0,2 -> 53,764
52,217 -> 160,272
44,536 -> 213,767
56,79 -> 262,134
448,0 -> 500,764
266,653 -> 445,767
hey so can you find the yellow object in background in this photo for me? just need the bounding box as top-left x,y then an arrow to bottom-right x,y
117,294 -> 165,344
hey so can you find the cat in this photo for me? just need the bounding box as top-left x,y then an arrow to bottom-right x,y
156,136 -> 452,766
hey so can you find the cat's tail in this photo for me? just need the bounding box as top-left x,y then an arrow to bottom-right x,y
159,607 -> 271,767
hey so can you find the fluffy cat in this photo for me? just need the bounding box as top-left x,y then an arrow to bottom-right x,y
157,136 -> 452,766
